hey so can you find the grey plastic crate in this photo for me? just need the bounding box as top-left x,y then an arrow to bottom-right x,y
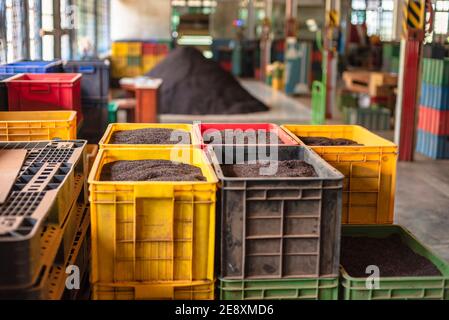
208,145 -> 344,280
63,60 -> 109,102
343,106 -> 391,131
0,140 -> 87,288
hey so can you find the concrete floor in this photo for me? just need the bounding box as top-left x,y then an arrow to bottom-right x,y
395,156 -> 449,262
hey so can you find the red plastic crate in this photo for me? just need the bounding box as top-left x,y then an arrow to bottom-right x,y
142,43 -> 156,55
220,61 -> 232,72
5,73 -> 82,123
418,105 -> 449,135
193,123 -> 299,148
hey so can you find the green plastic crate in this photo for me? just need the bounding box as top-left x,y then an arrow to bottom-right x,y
423,59 -> 429,84
443,58 -> 449,86
127,56 -> 141,67
430,58 -> 449,86
219,278 -> 338,300
390,57 -> 399,74
342,106 -> 391,131
341,225 -> 449,300
107,102 -> 118,123
338,90 -> 358,111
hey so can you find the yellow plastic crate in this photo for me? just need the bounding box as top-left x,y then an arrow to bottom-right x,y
126,66 -> 143,77
92,280 -> 214,300
281,125 -> 398,225
112,42 -> 128,56
88,147 -> 218,284
142,55 -> 155,73
0,111 -> 77,141
154,54 -> 165,64
127,42 -> 143,56
112,42 -> 142,57
111,57 -> 128,78
99,123 -> 197,149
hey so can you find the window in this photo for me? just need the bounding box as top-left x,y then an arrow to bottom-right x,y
96,0 -> 111,55
434,0 -> 449,35
351,0 -> 394,41
5,0 -> 26,62
74,0 -> 96,58
60,0 -> 71,60
1,0 -> 111,62
0,0 -> 7,64
29,0 -> 42,60
41,0 -> 54,60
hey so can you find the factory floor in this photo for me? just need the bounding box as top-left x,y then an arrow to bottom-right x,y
395,156 -> 449,262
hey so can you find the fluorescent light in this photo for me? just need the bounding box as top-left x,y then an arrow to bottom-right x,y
177,36 -> 213,46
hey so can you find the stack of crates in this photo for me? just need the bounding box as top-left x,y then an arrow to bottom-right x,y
193,123 -> 343,300
0,60 -> 83,126
63,60 -> 110,143
281,125 -> 449,300
111,42 -> 142,78
382,42 -> 400,74
342,105 -> 391,131
418,54 -> 449,159
0,140 -> 90,300
111,40 -> 171,78
142,41 -> 171,73
90,124 -> 217,300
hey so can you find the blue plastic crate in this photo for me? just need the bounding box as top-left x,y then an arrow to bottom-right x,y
63,60 -> 109,102
416,130 -> 449,159
420,83 -> 429,107
421,83 -> 449,110
0,60 -> 62,74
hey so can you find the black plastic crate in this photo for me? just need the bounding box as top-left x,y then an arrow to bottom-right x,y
78,101 -> 109,144
0,74 -> 15,111
208,145 -> 344,280
423,45 -> 446,59
63,60 -> 109,102
0,140 -> 87,288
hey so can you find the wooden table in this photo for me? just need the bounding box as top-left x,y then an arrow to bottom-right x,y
119,78 -> 163,123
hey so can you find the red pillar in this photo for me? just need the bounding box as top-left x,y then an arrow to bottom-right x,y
399,30 -> 423,161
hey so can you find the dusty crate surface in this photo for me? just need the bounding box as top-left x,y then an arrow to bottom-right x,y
209,145 -> 344,279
